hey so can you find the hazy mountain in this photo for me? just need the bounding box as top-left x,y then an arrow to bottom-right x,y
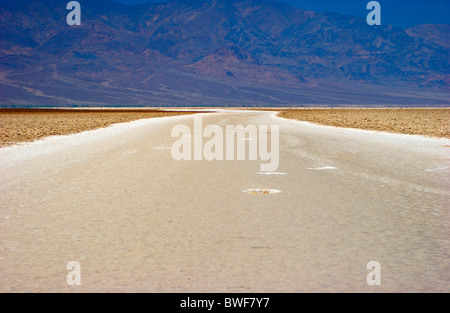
0,0 -> 449,107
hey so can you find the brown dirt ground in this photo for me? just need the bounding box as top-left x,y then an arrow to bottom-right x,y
277,108 -> 450,138
1,108 -> 449,147
0,109 -> 203,147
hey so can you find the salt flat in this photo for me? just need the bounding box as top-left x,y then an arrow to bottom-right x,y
0,110 -> 448,292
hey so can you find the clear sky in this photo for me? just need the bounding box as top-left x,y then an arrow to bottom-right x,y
112,0 -> 450,29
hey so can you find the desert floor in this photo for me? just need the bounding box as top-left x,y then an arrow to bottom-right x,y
1,108 -> 448,149
277,108 -> 450,138
0,109 -> 205,147
0,110 -> 449,292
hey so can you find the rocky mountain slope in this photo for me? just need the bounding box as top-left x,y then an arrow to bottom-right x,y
0,0 -> 448,106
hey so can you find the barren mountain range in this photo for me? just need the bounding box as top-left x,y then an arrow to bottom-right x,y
0,0 -> 449,106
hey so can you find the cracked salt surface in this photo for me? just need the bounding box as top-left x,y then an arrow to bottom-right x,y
307,166 -> 338,170
257,172 -> 287,175
424,166 -> 448,172
152,146 -> 172,150
0,114 -> 194,168
243,189 -> 281,195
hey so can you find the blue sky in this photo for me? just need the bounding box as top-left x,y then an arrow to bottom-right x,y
112,0 -> 450,29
